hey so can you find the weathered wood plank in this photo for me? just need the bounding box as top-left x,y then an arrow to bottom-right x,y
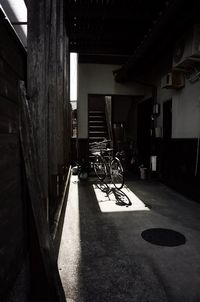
56,0 -> 64,167
27,0 -> 48,213
63,27 -> 70,166
19,81 -> 66,301
45,0 -> 60,217
65,100 -> 72,165
46,0 -> 59,177
0,133 -> 27,297
27,0 -> 70,225
0,97 -> 18,133
0,10 -> 27,299
0,77 -> 19,103
0,56 -> 22,88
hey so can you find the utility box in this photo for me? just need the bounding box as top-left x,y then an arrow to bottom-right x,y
150,156 -> 157,171
161,71 -> 185,89
173,24 -> 200,69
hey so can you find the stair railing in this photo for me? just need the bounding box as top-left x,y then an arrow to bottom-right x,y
105,96 -> 113,147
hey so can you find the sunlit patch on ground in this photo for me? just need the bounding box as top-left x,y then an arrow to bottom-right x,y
93,183 -> 150,213
58,175 -> 82,300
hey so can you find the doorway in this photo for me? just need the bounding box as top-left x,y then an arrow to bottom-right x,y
163,100 -> 172,139
137,98 -> 153,168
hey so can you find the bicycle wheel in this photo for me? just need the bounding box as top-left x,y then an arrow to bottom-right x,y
94,154 -> 106,180
110,157 -> 124,189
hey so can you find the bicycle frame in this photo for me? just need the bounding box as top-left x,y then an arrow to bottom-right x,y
90,139 -> 124,190
98,148 -> 113,177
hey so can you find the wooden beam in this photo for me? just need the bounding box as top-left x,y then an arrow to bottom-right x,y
66,5 -> 152,21
68,31 -> 143,41
78,53 -> 129,64
69,45 -> 134,56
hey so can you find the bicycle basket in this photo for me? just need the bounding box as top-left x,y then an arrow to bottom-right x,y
90,141 -> 107,154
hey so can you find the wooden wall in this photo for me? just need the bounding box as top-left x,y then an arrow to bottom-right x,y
27,0 -> 70,222
0,0 -> 70,297
0,9 -> 27,299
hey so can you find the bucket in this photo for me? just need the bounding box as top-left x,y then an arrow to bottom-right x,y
140,167 -> 147,180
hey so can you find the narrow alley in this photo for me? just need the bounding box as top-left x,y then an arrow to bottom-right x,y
1,0 -> 200,301
58,175 -> 200,302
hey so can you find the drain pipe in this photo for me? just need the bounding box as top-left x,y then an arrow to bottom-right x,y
195,100 -> 200,176
195,138 -> 199,177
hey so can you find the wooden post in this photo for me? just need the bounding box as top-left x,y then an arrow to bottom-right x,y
56,0 -> 64,166
63,22 -> 70,167
27,0 -> 49,219
26,0 -> 69,298
27,0 -> 70,220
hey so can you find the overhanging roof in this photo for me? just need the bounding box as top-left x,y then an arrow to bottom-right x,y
65,0 -> 174,65
65,0 -> 200,81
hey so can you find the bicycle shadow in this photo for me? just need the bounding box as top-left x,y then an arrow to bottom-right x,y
95,180 -> 132,207
112,188 -> 132,207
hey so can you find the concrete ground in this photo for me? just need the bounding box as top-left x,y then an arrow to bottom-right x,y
58,175 -> 200,302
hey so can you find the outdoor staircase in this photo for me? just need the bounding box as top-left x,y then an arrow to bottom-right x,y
88,110 -> 108,165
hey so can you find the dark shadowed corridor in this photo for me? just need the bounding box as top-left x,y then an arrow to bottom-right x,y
58,176 -> 200,302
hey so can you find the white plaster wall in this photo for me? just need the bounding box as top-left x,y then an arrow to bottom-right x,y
172,80 -> 200,138
156,77 -> 200,138
78,64 -> 149,138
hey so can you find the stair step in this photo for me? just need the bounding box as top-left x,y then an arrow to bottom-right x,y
89,129 -> 106,132
89,137 -> 107,140
89,131 -> 106,134
89,135 -> 107,139
89,138 -> 107,142
89,125 -> 105,129
89,110 -> 104,114
89,120 -> 105,123
89,117 -> 105,121
89,121 -> 105,126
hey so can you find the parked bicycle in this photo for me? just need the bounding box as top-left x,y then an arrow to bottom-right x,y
90,139 -> 124,189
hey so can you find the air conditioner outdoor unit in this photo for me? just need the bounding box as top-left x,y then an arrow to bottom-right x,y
161,71 -> 185,89
173,24 -> 200,70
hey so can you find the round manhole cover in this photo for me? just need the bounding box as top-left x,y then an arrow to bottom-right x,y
141,228 -> 186,247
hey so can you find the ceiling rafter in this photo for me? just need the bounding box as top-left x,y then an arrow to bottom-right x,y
65,0 -> 181,65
